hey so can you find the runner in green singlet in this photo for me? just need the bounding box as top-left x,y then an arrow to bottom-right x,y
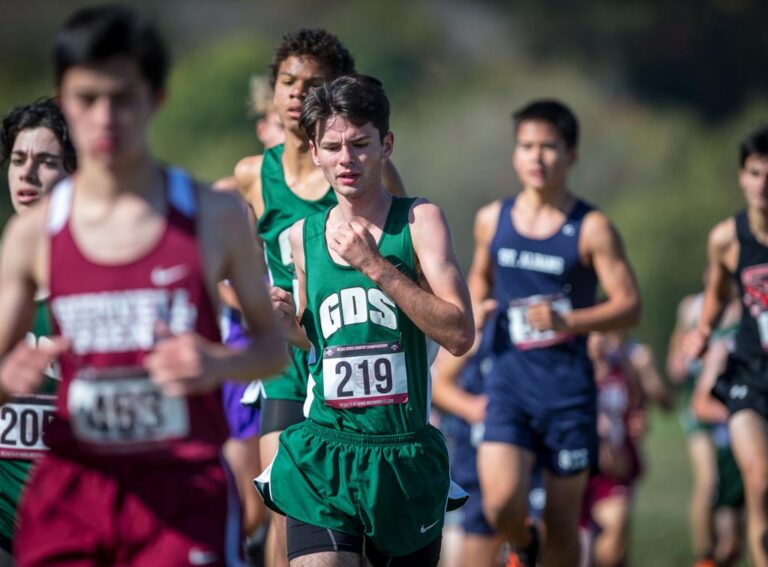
234,30 -> 405,567
256,75 -> 474,567
0,99 -> 75,561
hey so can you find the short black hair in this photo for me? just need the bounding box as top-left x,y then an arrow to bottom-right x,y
54,3 -> 169,94
269,28 -> 355,89
739,124 -> 768,167
300,75 -> 389,143
0,99 -> 76,173
512,99 -> 579,150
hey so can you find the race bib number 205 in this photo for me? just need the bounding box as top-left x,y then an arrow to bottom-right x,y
0,395 -> 55,460
323,341 -> 408,409
68,370 -> 189,451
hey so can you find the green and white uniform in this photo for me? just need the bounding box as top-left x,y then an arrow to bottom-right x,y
0,300 -> 58,549
256,197 -> 466,556
251,143 -> 337,403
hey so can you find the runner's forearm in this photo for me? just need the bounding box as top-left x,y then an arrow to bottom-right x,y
365,258 -> 474,356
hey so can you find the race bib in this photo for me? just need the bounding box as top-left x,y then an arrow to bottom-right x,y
68,369 -> 189,451
323,340 -> 408,409
758,312 -> 768,352
0,394 -> 55,460
508,295 -> 573,350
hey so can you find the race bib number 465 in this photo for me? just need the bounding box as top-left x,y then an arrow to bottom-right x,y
323,341 -> 408,409
508,295 -> 573,350
68,370 -> 189,451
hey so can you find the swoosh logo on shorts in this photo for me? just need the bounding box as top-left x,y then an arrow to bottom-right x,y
420,519 -> 440,533
188,548 -> 219,565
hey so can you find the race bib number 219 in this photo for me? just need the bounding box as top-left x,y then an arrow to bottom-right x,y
323,341 -> 408,409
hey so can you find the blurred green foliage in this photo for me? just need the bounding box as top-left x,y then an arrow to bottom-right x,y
1,0 -> 766,368
0,2 -> 765,564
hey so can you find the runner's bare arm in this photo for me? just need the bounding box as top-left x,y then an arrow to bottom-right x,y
466,201 -> 501,321
213,176 -> 264,310
683,219 -> 737,359
629,343 -> 674,411
383,160 -> 407,197
145,190 -> 285,394
556,210 -> 641,334
666,295 -> 697,383
286,219 -> 311,347
431,345 -> 486,424
0,210 -> 69,403
333,200 -> 474,356
234,154 -> 265,219
690,337 -> 730,423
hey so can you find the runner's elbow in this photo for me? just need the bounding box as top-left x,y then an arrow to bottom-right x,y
626,296 -> 642,327
445,324 -> 475,357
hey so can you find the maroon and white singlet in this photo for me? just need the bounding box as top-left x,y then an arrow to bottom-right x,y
15,170 -> 241,567
45,169 -> 228,462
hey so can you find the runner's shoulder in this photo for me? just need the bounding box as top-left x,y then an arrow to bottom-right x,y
197,182 -> 250,225
234,154 -> 264,199
473,199 -> 503,243
3,196 -> 50,248
708,217 -> 737,254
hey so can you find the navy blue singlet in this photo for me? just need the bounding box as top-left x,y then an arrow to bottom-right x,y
488,196 -> 598,407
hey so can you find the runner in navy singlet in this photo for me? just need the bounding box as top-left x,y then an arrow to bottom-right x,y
686,125 -> 768,567
0,6 -> 285,566
432,308 -> 504,567
466,100 -> 641,567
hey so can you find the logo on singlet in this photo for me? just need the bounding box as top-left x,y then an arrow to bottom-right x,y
319,287 -> 397,339
52,288 -> 198,354
150,264 -> 189,287
497,248 -> 565,275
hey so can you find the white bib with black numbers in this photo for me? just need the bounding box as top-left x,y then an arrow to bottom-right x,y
68,369 -> 189,449
758,311 -> 768,352
323,340 -> 408,409
508,294 -> 573,350
0,395 -> 56,460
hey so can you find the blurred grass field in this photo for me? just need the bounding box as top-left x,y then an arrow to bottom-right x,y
629,410 -> 748,567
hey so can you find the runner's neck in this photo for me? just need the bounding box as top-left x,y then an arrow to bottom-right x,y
332,187 -> 392,229
747,206 -> 768,243
517,187 -> 574,213
75,154 -> 163,201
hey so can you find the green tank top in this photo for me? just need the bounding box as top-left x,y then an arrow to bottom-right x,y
0,299 -> 58,543
301,197 -> 431,435
257,144 -> 337,293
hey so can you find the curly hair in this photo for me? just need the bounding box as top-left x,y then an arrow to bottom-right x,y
0,98 -> 77,173
268,28 -> 355,89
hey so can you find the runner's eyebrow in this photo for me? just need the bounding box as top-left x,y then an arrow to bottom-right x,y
11,151 -> 63,159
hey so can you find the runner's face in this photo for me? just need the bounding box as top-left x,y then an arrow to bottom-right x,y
512,120 -> 575,192
58,57 -> 160,169
7,127 -> 67,214
310,115 -> 392,199
272,56 -> 330,135
740,154 -> 768,211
